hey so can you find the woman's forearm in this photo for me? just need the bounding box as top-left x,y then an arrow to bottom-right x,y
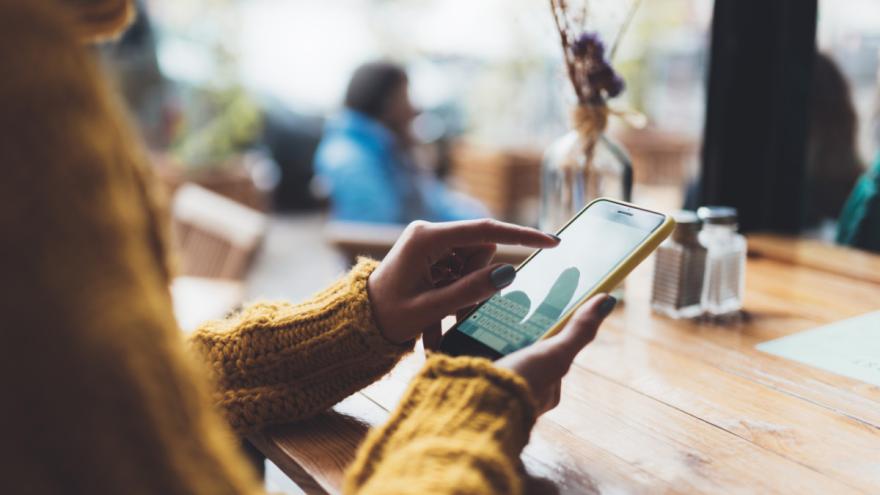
189,258 -> 413,433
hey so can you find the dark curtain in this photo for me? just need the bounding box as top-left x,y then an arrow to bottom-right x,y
698,0 -> 818,233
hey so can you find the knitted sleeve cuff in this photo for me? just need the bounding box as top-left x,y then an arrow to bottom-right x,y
347,257 -> 415,359
344,354 -> 538,492
397,354 -> 539,449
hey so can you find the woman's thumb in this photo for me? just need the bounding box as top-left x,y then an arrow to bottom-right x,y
548,293 -> 617,359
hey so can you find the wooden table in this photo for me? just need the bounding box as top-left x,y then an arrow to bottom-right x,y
250,236 -> 880,494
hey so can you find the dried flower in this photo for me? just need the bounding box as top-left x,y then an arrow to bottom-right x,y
572,32 -> 604,58
586,56 -> 625,98
548,1 -> 637,108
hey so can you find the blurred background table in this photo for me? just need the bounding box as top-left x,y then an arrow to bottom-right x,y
248,230 -> 880,494
171,277 -> 244,333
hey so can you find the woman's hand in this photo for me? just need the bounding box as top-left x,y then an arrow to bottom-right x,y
496,294 -> 617,415
368,219 -> 559,348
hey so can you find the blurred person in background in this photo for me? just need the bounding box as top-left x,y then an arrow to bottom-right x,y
836,58 -> 880,252
315,61 -> 488,224
0,1 -> 615,494
803,52 -> 864,231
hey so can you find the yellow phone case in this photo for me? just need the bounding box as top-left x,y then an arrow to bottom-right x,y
528,197 -> 675,341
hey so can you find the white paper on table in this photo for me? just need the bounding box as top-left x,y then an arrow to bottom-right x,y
757,311 -> 880,386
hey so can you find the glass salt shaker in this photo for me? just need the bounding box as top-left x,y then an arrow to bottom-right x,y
651,211 -> 707,319
697,206 -> 747,317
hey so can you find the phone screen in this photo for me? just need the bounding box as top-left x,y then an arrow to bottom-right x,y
452,201 -> 665,355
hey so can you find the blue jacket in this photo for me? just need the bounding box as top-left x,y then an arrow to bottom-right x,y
314,110 -> 487,224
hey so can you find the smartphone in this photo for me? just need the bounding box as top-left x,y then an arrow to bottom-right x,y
440,198 -> 675,360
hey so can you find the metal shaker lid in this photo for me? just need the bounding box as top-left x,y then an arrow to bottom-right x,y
672,210 -> 700,226
671,210 -> 702,242
697,206 -> 738,225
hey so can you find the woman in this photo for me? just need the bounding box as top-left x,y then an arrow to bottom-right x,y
0,1 -> 614,494
804,53 -> 865,229
315,61 -> 488,224
836,59 -> 880,253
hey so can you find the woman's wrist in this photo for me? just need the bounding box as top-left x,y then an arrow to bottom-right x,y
365,269 -> 405,345
352,258 -> 415,354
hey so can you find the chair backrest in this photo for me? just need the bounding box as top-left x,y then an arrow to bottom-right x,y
172,183 -> 268,280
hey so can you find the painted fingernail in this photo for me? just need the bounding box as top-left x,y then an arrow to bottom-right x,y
490,264 -> 516,289
598,296 -> 618,318
546,233 -> 562,242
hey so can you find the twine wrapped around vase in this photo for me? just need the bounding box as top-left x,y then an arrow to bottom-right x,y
571,104 -> 609,187
571,102 -> 647,155
572,104 -> 609,148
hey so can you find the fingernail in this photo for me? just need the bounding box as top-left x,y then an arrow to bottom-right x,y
598,295 -> 618,318
490,264 -> 516,289
546,233 -> 562,243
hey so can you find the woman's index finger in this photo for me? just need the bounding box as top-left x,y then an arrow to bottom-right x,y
427,219 -> 560,249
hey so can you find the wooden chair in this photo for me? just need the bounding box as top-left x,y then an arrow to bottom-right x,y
447,143 -> 543,225
614,127 -> 699,186
171,183 -> 268,280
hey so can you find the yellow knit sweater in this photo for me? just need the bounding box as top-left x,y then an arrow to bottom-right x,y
0,1 -> 537,494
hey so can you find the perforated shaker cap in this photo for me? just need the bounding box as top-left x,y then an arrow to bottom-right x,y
697,206 -> 738,225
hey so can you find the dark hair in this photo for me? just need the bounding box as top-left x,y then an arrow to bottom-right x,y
804,52 -> 864,224
343,61 -> 408,119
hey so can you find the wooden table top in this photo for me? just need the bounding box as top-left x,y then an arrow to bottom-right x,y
250,236 -> 880,494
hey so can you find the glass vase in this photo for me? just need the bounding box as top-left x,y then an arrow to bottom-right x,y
539,130 -> 633,232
